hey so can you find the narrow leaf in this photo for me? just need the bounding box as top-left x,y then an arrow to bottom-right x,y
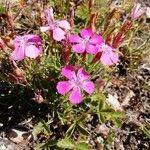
57,138 -> 75,149
76,143 -> 90,150
76,124 -> 89,136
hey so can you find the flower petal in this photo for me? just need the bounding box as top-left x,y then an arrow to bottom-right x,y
61,65 -> 75,79
77,68 -> 90,81
80,28 -> 93,39
72,43 -> 85,53
25,45 -> 42,59
53,27 -> 66,41
13,36 -> 22,45
100,53 -> 113,65
110,51 -> 119,64
25,34 -> 42,44
131,3 -> 145,19
11,46 -> 25,61
57,20 -> 71,30
82,81 -> 95,94
90,35 -> 104,44
56,81 -> 72,95
40,26 -> 51,32
69,87 -> 83,104
69,34 -> 82,43
45,7 -> 54,25
86,44 -> 98,54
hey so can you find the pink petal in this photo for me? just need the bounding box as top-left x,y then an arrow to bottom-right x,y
25,34 -> 42,44
13,36 -> 22,45
72,43 -> 85,53
25,45 -> 42,59
53,27 -> 66,41
61,65 -> 75,79
134,9 -> 145,19
69,34 -> 82,43
110,51 -> 119,64
86,44 -> 98,54
57,20 -> 71,30
56,81 -> 72,95
90,35 -> 104,44
45,7 -> 54,25
100,53 -> 114,65
40,26 -> 51,32
77,68 -> 90,81
82,81 -> 95,94
80,28 -> 93,39
11,46 -> 25,61
69,87 -> 83,104
131,3 -> 145,19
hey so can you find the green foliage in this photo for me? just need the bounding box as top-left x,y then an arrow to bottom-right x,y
1,0 -> 148,149
141,127 -> 150,139
104,129 -> 116,147
0,5 -> 5,15
91,92 -> 124,127
32,119 -> 51,137
57,138 -> 75,149
57,138 -> 90,150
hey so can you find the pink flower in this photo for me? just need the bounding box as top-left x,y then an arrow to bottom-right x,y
11,34 -> 42,61
69,28 -> 103,54
56,66 -> 95,104
97,43 -> 119,66
40,7 -> 71,41
131,3 -> 146,20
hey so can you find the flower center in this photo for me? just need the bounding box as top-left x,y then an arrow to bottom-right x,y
82,38 -> 89,45
70,75 -> 83,88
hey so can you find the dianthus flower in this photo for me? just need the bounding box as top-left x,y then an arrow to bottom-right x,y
56,66 -> 95,104
69,28 -> 103,54
11,34 -> 42,61
40,7 -> 71,41
97,43 -> 119,66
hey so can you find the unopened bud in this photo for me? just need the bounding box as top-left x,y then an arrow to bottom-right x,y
13,67 -> 24,77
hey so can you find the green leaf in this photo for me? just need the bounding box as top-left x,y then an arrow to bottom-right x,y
98,99 -> 105,110
98,113 -> 106,124
42,140 -> 57,148
66,123 -> 76,137
100,109 -> 124,117
77,114 -> 87,123
105,129 -> 115,146
92,92 -> 106,102
75,143 -> 90,150
32,119 -> 50,137
34,143 -> 45,150
40,119 -> 51,133
112,117 -> 122,128
0,5 -> 6,15
76,4 -> 88,20
97,102 -> 124,124
141,127 -> 150,139
57,138 -> 75,149
76,124 -> 89,136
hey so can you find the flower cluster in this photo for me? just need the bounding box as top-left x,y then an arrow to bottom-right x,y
9,3 -> 145,104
